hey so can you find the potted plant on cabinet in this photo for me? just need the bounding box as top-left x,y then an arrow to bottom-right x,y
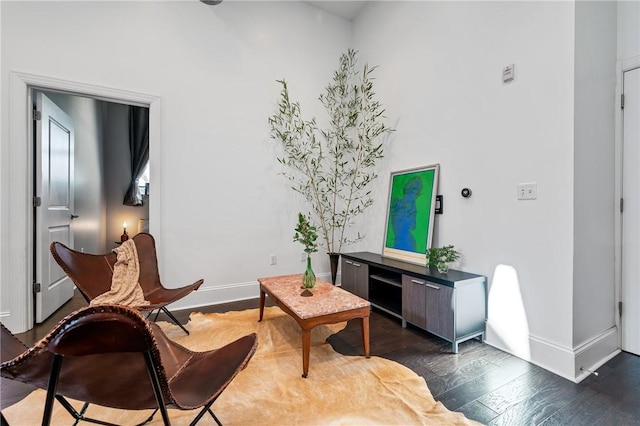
426,245 -> 461,274
269,49 -> 394,284
293,212 -> 319,289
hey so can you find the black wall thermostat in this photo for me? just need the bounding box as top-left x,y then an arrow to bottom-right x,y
461,188 -> 472,198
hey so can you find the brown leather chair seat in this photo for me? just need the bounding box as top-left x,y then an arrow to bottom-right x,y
0,304 -> 257,426
1,323 -> 36,426
50,232 -> 203,334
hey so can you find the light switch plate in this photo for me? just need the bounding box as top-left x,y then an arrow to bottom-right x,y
503,64 -> 515,83
517,182 -> 537,200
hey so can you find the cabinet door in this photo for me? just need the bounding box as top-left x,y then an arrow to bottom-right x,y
352,260 -> 369,299
402,275 -> 427,328
340,258 -> 355,293
342,259 -> 369,299
425,282 -> 454,340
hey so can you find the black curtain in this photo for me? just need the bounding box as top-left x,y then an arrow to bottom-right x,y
123,106 -> 149,206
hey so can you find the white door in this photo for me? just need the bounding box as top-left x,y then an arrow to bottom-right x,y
622,67 -> 640,355
35,92 -> 76,323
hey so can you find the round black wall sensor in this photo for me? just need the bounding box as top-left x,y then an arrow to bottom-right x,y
461,188 -> 472,198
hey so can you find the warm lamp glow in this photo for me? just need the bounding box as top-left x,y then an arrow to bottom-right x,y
120,222 -> 129,242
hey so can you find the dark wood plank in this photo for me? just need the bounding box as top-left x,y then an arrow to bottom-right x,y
589,353 -> 640,401
488,377 -> 583,426
478,368 -> 558,414
326,308 -> 431,357
427,357 -> 503,397
381,344 -> 441,379
540,388 -> 617,426
423,341 -> 505,380
457,400 -> 500,425
595,396 -> 640,426
436,355 -> 534,411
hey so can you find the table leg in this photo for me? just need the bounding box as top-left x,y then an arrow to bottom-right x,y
301,328 -> 311,378
361,316 -> 370,358
258,288 -> 265,322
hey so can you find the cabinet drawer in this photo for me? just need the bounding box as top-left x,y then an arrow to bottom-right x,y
341,258 -> 369,299
402,275 -> 427,328
425,282 -> 454,340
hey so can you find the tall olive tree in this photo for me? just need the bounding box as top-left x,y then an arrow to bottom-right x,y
269,49 -> 394,264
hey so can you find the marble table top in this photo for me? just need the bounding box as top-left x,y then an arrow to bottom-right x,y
258,274 -> 370,320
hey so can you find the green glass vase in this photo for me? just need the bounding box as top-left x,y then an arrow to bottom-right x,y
302,255 -> 316,289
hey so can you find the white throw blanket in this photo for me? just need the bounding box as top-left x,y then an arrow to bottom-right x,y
91,239 -> 150,307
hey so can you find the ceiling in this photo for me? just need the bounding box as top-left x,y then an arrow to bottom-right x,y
303,1 -> 370,21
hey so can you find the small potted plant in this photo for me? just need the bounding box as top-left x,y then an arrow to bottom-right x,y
426,245 -> 460,274
293,213 -> 319,289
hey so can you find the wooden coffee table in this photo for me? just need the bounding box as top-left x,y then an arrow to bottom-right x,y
258,274 -> 371,378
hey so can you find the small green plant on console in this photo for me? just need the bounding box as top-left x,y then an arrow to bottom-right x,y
426,245 -> 460,274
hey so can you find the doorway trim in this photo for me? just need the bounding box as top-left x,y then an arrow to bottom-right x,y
4,71 -> 162,333
615,55 -> 640,350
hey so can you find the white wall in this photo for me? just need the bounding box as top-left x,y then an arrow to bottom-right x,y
572,0 -> 617,348
352,1 -> 579,378
0,1 -> 351,329
618,0 -> 640,62
571,1 -> 619,379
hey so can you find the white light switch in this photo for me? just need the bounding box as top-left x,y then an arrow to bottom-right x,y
517,182 -> 537,200
503,64 -> 515,83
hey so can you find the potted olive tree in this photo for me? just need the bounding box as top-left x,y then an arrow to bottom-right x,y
269,49 -> 394,284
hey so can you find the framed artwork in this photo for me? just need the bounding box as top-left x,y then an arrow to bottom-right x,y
382,164 -> 440,265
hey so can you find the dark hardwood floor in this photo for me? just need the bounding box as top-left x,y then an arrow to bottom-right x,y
12,292 -> 640,425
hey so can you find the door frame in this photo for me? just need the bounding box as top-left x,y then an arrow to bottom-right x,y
4,71 -> 162,333
615,55 -> 640,349
34,91 -> 76,323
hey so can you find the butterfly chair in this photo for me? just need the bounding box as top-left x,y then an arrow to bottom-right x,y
0,304 -> 258,426
50,232 -> 203,334
1,324 -> 36,426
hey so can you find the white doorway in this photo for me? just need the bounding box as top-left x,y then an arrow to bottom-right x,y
32,89 -> 153,324
34,92 -> 76,323
4,72 -> 162,333
621,66 -> 640,355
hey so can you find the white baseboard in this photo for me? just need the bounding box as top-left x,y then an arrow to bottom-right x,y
485,326 -> 576,381
573,326 -> 620,382
168,280 -> 260,311
167,272 -> 334,312
486,324 -> 620,382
